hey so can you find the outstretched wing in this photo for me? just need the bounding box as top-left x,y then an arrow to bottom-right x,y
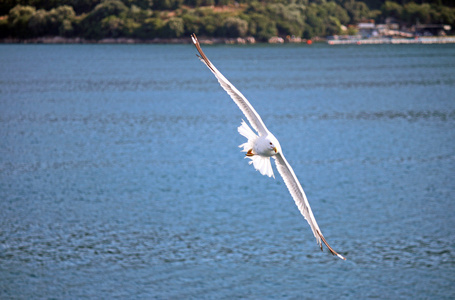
274,153 -> 346,260
191,34 -> 268,136
192,33 -> 345,260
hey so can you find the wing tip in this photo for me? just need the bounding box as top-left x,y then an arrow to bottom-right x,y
337,254 -> 347,260
191,33 -> 197,45
191,33 -> 217,74
317,230 -> 346,260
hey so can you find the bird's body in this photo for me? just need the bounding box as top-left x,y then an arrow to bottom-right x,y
238,120 -> 279,178
191,34 -> 345,260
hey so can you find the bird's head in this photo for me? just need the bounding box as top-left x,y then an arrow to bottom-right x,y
266,135 -> 280,155
268,141 -> 278,154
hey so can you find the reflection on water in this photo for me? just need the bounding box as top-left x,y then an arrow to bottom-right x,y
1,43 -> 455,299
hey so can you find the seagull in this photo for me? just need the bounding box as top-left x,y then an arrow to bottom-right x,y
191,34 -> 345,260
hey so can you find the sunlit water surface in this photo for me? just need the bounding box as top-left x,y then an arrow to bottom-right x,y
1,43 -> 455,298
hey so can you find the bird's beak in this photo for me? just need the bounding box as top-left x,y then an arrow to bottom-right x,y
273,147 -> 277,153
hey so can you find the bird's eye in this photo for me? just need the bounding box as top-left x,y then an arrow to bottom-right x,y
269,142 -> 273,145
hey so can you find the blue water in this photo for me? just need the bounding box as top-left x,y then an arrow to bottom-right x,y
1,43 -> 455,299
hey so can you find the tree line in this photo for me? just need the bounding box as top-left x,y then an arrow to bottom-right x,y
1,0 -> 454,41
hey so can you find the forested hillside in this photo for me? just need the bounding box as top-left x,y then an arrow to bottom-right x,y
1,0 -> 454,41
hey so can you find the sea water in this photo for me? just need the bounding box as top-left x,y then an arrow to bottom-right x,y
1,43 -> 454,298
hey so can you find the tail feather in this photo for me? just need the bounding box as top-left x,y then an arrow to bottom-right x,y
250,155 -> 274,178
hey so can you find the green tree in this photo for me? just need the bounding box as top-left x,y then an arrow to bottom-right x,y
28,9 -> 50,36
244,3 -> 281,39
48,6 -> 76,36
27,5 -> 76,37
153,0 -> 183,10
2,0 -> 455,41
127,4 -> 152,23
180,12 -> 201,36
344,0 -> 371,23
101,15 -> 123,37
247,13 -> 277,41
81,0 -> 129,39
223,16 -> 248,37
303,4 -> 324,38
403,2 -> 432,24
89,0 -> 128,21
199,12 -> 223,36
123,0 -> 154,10
8,5 -> 36,38
436,5 -> 455,25
162,17 -> 184,37
267,3 -> 306,37
324,1 -> 349,25
381,1 -> 403,20
134,17 -> 164,38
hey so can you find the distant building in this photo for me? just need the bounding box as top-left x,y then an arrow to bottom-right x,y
357,21 -> 376,38
330,20 -> 451,41
414,24 -> 452,36
357,20 -> 415,39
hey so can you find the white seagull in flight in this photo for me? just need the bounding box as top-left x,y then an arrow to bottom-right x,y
191,34 -> 345,260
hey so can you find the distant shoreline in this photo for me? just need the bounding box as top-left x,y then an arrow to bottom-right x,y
0,37 -> 196,45
328,36 -> 455,45
0,36 -> 316,45
2,36 -> 455,45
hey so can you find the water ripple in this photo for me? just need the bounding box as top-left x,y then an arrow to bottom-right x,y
2,223 -> 453,270
1,43 -> 454,299
275,110 -> 455,122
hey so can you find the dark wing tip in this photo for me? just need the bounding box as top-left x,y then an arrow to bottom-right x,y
317,230 -> 346,260
190,34 -> 217,74
191,33 -> 198,45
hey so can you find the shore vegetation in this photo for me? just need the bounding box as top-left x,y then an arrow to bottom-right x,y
1,0 -> 454,41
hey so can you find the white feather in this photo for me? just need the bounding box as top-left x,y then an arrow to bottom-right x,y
238,120 -> 275,178
250,155 -> 274,178
192,35 -> 268,136
274,153 -> 321,245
